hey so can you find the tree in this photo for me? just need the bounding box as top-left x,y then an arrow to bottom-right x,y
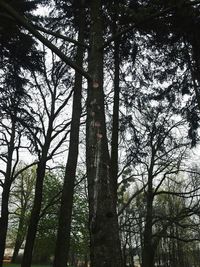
69,175 -> 89,267
53,5 -> 85,267
0,76 -> 36,267
9,166 -> 35,262
21,52 -> 72,267
118,94 -> 191,267
32,170 -> 62,264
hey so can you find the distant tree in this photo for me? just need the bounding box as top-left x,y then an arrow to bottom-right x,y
154,175 -> 200,267
9,166 -> 35,262
118,96 -> 191,267
32,170 -> 62,264
69,175 -> 89,267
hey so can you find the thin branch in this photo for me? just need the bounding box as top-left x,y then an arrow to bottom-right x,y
35,25 -> 90,49
155,185 -> 200,197
13,161 -> 38,180
39,190 -> 62,218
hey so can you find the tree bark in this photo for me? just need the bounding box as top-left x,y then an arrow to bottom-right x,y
86,1 -> 122,267
21,158 -> 47,267
0,119 -> 16,267
53,7 -> 85,267
110,11 -> 120,207
142,156 -> 155,267
0,185 -> 11,267
142,194 -> 155,267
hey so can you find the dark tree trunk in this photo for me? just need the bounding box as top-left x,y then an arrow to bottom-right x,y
12,238 -> 22,263
21,159 -> 47,267
110,7 -> 120,207
0,120 -> 16,267
142,159 -> 155,267
53,8 -> 85,267
0,186 -> 10,267
12,210 -> 27,262
122,244 -> 127,267
86,1 -> 122,267
142,194 -> 155,267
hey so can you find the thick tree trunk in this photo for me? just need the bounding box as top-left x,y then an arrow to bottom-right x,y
21,160 -> 47,267
53,8 -> 84,267
142,227 -> 155,267
142,198 -> 155,267
86,1 -> 122,267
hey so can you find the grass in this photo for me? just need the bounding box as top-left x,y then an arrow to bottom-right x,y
3,264 -> 51,267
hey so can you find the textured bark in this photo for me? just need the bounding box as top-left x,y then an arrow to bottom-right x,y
53,9 -> 84,267
86,1 -> 122,267
0,120 -> 16,267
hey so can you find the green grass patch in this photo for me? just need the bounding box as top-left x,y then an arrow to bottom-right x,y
3,264 -> 51,267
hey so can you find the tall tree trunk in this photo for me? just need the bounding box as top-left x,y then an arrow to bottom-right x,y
53,8 -> 85,267
86,1 -> 122,267
110,4 -> 120,207
0,119 -> 15,267
0,185 -> 11,267
142,159 -> 155,267
21,158 -> 47,267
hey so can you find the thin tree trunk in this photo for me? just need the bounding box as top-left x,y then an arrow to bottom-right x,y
142,158 -> 155,267
21,159 -> 47,267
21,73 -> 58,267
0,119 -> 16,267
86,1 -> 122,267
110,7 -> 120,208
0,186 -> 10,267
12,210 -> 27,262
53,7 -> 85,267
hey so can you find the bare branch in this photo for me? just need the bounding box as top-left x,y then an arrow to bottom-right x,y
35,25 -> 90,50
